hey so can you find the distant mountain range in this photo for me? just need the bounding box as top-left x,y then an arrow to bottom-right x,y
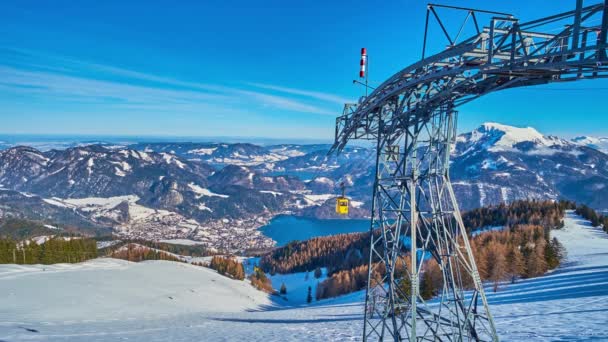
450,123 -> 608,209
0,123 -> 606,250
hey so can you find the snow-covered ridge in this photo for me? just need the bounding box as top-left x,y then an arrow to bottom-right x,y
462,122 -> 571,152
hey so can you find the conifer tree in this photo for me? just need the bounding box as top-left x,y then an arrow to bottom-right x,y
314,266 -> 322,279
421,272 -> 434,300
488,243 -> 507,292
280,283 -> 287,295
505,244 -> 524,283
307,286 -> 312,303
397,276 -> 411,300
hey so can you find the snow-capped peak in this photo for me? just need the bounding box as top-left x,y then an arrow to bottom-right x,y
461,122 -> 570,152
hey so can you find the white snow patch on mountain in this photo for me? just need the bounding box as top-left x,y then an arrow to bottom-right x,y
500,187 -> 509,202
110,161 -> 132,177
62,195 -> 138,209
481,159 -> 497,170
86,157 -> 95,174
188,147 -> 217,155
478,183 -> 486,207
526,147 -> 582,157
260,190 -> 282,196
303,193 -> 335,205
269,146 -> 306,158
96,240 -> 122,249
114,167 -> 126,177
47,166 -> 66,176
188,183 -> 229,198
206,152 -> 288,166
351,200 -> 365,208
197,203 -> 213,212
312,177 -> 333,185
158,239 -> 205,246
42,197 -> 70,207
160,152 -> 186,169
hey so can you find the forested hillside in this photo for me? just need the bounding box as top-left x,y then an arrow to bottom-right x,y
260,232 -> 369,275
205,255 -> 246,280
0,218 -> 60,240
461,199 -> 570,231
316,223 -> 565,300
261,200 -> 570,276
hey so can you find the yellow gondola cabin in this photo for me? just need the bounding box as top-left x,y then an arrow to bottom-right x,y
335,182 -> 349,215
336,197 -> 349,215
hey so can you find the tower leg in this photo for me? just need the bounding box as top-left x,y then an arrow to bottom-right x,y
362,103 -> 498,341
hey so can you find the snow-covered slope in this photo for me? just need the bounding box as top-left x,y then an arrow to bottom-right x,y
0,259 -> 270,323
1,211 -> 607,341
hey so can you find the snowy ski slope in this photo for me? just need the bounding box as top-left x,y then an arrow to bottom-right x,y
0,211 -> 607,341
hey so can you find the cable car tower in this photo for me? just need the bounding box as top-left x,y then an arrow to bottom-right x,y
330,1 -> 608,341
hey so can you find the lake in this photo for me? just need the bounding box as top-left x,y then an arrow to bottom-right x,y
260,215 -> 370,246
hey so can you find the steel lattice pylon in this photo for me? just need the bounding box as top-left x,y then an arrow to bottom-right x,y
362,104 -> 496,341
331,1 -> 608,341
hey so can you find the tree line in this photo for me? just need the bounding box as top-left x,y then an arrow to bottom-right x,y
259,232 -> 370,275
250,266 -> 274,293
110,243 -> 182,262
461,199 -> 570,232
316,224 -> 565,300
575,204 -> 608,234
99,239 -> 213,257
204,255 -> 245,280
0,237 -> 97,264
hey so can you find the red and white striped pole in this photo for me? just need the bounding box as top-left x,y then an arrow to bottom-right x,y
359,48 -> 369,96
359,48 -> 367,78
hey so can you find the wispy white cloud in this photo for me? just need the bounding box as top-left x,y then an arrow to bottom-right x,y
236,90 -> 336,115
0,47 -> 341,116
248,82 -> 352,105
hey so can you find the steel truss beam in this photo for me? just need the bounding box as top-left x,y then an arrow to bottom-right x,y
332,2 -> 608,153
332,2 -> 608,341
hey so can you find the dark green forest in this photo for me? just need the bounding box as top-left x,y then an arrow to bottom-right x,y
0,237 -> 97,264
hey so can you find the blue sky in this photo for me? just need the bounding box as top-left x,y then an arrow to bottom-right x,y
1,0 -> 607,140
